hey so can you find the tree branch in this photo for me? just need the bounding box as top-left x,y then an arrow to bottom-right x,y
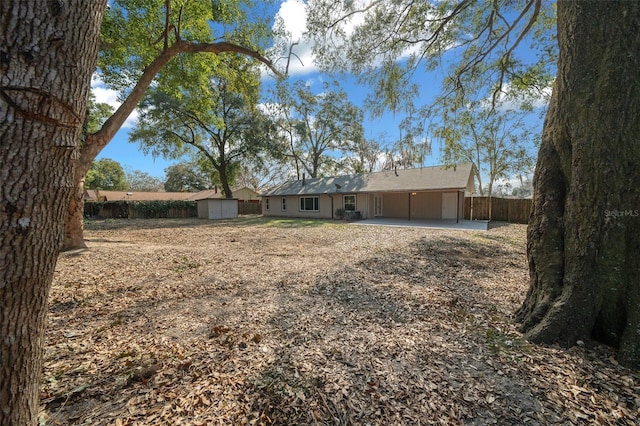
82,40 -> 281,168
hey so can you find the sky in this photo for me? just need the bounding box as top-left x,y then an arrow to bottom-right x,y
93,0 -> 549,189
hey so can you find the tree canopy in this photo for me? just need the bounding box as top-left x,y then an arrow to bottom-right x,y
130,54 -> 268,198
266,80 -> 365,178
63,0 -> 283,250
85,158 -> 129,190
306,0 -> 556,114
126,169 -> 165,191
164,162 -> 214,192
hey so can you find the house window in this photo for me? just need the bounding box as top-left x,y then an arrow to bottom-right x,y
343,195 -> 356,211
281,197 -> 287,211
265,198 -> 270,211
299,196 -> 319,211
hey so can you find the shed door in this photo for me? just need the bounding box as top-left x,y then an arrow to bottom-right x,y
441,193 -> 458,219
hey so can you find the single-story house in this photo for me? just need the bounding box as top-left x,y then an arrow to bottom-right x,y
261,163 -> 476,221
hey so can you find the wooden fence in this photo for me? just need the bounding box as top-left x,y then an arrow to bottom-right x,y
85,200 -> 262,219
238,202 -> 262,215
464,196 -> 532,224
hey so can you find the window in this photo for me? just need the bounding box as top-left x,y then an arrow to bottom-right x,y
343,195 -> 356,211
281,197 -> 287,211
299,196 -> 319,211
265,198 -> 270,211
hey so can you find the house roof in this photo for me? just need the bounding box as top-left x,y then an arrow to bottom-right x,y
261,163 -> 476,197
84,190 -> 197,201
193,186 -> 259,200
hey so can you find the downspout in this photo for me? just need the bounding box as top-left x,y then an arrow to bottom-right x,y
327,193 -> 334,219
408,193 -> 411,221
456,191 -> 460,223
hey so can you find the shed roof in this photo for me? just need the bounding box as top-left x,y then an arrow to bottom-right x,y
262,163 -> 475,196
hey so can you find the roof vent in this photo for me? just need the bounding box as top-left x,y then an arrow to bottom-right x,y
302,173 -> 306,186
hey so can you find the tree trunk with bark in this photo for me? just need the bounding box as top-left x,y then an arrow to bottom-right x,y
0,2 -> 106,424
60,35 -> 280,251
517,0 -> 640,368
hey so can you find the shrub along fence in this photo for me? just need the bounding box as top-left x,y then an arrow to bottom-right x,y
85,200 -> 197,219
464,196 -> 532,224
85,200 -> 263,219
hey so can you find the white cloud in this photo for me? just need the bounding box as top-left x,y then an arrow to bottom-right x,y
270,0 -> 317,76
91,75 -> 139,129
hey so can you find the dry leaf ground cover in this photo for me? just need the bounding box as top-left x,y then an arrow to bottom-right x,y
41,217 -> 639,425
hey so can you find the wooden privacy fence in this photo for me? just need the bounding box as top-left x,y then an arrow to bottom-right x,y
85,200 -> 262,219
238,202 -> 262,215
85,200 -> 197,219
464,196 -> 532,224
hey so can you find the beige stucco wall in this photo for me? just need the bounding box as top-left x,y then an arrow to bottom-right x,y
381,192 -> 410,218
410,192 -> 442,219
262,194 -> 334,219
262,190 -> 465,220
234,187 -> 260,201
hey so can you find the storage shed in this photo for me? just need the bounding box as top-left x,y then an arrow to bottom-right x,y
197,198 -> 238,219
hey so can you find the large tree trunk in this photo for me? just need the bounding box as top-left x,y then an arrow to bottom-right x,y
59,36 -> 281,251
62,168 -> 89,251
0,2 -> 106,424
517,0 -> 640,368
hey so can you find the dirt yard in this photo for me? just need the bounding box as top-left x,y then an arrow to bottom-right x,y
41,217 -> 639,425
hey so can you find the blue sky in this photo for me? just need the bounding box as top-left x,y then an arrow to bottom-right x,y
93,0 -> 549,186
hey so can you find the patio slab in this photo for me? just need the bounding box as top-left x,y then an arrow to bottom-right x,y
351,218 -> 489,231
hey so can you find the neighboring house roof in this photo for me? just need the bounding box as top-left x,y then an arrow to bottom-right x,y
85,186 -> 260,202
84,190 -> 195,201
261,163 -> 476,196
193,186 -> 259,201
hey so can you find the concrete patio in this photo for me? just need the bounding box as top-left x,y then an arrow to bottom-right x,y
351,218 -> 490,231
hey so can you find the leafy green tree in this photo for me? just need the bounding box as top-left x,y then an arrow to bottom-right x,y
236,156 -> 287,192
85,92 -> 114,135
63,0 -> 281,250
126,169 -> 164,192
268,80 -> 365,178
306,0 -> 640,368
342,138 -> 382,174
85,158 -> 129,190
164,162 -> 214,192
435,103 -> 535,197
130,55 -> 267,198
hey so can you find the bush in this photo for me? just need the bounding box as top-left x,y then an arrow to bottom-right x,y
84,200 -> 197,219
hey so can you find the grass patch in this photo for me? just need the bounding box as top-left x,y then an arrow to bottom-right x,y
259,217 -> 339,228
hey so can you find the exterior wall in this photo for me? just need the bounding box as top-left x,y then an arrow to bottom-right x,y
197,200 -> 209,218
356,193 -> 369,219
262,194 -> 334,219
382,192 -> 410,219
262,190 -> 465,220
410,192 -> 443,219
234,187 -> 260,201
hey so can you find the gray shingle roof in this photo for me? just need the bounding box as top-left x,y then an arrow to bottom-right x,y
262,163 -> 475,196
